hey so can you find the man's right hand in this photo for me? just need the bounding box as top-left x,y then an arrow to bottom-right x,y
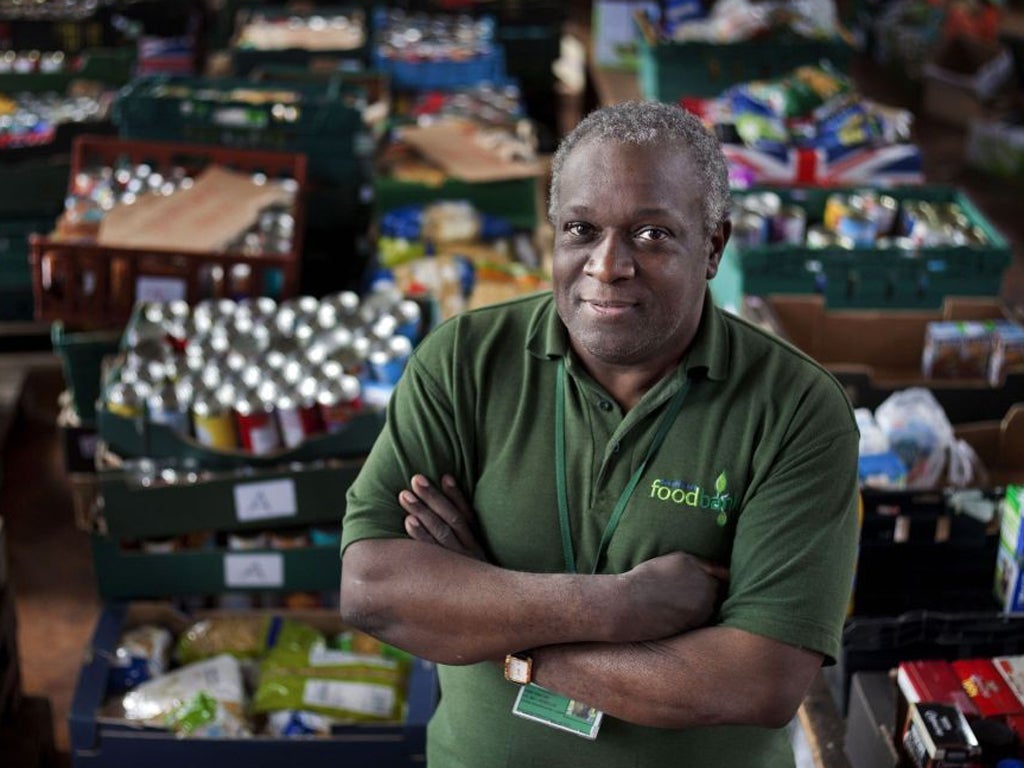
612,552 -> 728,642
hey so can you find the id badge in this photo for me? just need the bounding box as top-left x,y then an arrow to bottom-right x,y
511,683 -> 603,740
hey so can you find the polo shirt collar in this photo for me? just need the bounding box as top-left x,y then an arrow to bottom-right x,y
526,288 -> 730,382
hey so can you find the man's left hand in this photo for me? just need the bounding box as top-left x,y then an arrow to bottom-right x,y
399,474 -> 488,561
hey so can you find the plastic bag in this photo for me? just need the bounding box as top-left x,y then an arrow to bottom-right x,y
122,653 -> 247,727
874,388 -> 979,489
252,640 -> 409,722
176,615 -> 324,665
107,625 -> 173,695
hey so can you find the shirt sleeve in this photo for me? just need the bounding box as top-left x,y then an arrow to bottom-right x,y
341,324 -> 468,554
718,378 -> 860,665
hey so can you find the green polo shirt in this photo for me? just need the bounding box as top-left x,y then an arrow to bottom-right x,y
342,290 -> 859,768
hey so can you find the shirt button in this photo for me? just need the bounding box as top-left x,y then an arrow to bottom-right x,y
612,442 -> 620,454
598,399 -> 613,412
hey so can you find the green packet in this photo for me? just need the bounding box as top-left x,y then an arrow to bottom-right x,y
252,644 -> 410,722
177,615 -> 324,665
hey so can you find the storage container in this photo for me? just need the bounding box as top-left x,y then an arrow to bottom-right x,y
30,135 -> 308,329
637,31 -> 853,102
726,185 -> 1011,310
70,602 -> 437,767
743,295 -> 1024,423
113,74 -> 374,229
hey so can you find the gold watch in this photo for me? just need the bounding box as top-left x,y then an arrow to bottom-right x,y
504,653 -> 533,685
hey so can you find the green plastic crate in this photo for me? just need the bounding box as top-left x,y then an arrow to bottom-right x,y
727,185 -> 1012,309
98,460 -> 362,539
375,175 -> 539,231
0,156 -> 70,218
113,74 -> 375,228
51,323 -> 122,423
0,47 -> 135,94
91,536 -> 340,598
637,31 -> 853,102
0,217 -> 51,321
97,406 -> 385,470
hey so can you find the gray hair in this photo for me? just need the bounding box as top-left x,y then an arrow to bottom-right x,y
548,100 -> 730,235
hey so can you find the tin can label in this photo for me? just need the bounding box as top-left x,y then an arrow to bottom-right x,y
194,411 -> 237,449
321,400 -> 362,433
277,406 -> 308,449
238,411 -> 282,455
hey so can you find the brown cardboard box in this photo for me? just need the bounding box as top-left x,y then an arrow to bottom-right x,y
923,36 -> 1015,127
745,294 -> 1023,422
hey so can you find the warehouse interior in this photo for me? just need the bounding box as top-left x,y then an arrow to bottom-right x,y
2,0 -> 1024,766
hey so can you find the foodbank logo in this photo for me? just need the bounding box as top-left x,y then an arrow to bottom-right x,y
649,472 -> 735,526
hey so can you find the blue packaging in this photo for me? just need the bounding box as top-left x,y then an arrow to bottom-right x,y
858,451 -> 908,489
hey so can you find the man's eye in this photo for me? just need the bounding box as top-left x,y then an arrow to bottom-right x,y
565,222 -> 593,237
636,227 -> 670,242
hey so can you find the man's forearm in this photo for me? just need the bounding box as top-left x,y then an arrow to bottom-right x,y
341,537 -> 720,665
341,538 -> 625,664
530,626 -> 823,730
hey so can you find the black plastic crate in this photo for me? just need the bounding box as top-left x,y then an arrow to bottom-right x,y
827,611 -> 1024,715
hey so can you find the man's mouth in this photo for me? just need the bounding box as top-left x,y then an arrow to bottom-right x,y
582,299 -> 638,316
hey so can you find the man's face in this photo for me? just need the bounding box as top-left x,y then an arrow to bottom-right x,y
552,139 -> 728,370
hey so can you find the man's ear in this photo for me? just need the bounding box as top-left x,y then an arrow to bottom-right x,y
706,219 -> 731,280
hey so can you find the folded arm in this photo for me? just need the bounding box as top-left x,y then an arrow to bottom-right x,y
340,535 -> 722,666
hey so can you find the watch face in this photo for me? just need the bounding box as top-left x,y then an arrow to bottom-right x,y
507,655 -> 531,684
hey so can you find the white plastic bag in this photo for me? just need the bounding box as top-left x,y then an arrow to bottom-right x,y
873,388 -> 971,489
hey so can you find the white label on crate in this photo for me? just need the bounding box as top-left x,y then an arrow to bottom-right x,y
136,276 -> 187,303
233,479 -> 297,523
301,679 -> 395,718
224,553 -> 284,588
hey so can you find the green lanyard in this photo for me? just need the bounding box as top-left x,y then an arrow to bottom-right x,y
554,358 -> 691,575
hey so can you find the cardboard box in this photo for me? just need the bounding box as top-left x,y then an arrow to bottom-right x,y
897,660 -> 980,717
951,658 -> 1024,716
845,671 -> 900,768
745,294 -> 1024,424
70,603 -> 437,768
998,485 -> 1024,560
923,36 -> 1015,127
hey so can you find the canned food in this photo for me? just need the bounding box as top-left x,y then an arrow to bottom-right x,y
235,384 -> 282,455
772,205 -> 807,245
228,531 -> 269,550
823,193 -> 849,232
146,382 -> 190,435
191,389 -> 238,449
276,390 -> 318,449
732,211 -> 769,249
141,537 -> 180,554
323,290 -> 360,318
317,375 -> 363,432
268,528 -> 310,549
106,380 -> 146,418
836,211 -> 878,248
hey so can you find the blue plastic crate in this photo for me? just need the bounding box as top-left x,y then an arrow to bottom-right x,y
70,603 -> 437,768
372,45 -> 506,91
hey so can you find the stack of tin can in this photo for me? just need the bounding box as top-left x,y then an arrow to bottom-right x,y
0,91 -> 107,149
106,288 -> 421,455
63,161 -> 299,256
731,190 -> 991,251
0,49 -> 67,73
374,9 -> 496,63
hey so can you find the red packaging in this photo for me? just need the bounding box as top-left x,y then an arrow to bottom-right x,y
993,655 -> 1024,709
897,660 -> 980,717
952,659 -> 1024,717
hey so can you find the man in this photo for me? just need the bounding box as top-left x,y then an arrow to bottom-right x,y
340,100 -> 859,767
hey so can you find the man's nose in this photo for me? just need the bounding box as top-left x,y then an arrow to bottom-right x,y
584,234 -> 635,282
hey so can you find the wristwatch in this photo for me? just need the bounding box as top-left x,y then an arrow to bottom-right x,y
504,653 -> 533,685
